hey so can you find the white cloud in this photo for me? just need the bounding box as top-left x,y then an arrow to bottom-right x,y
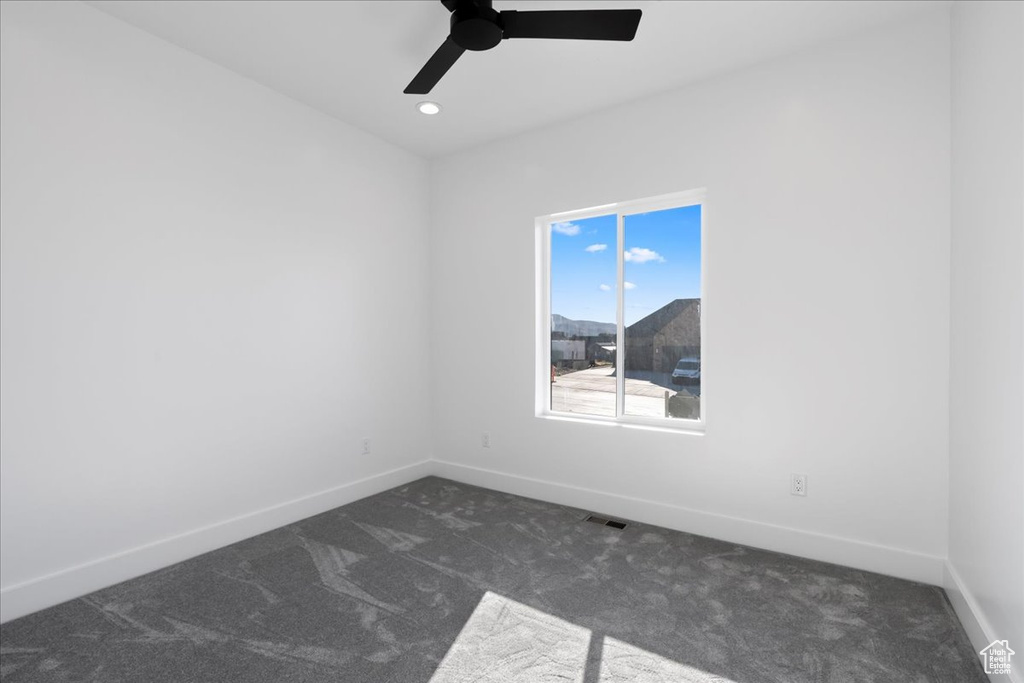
623,247 -> 665,264
585,243 -> 607,253
599,284 -> 611,291
551,222 -> 581,236
624,281 -> 637,290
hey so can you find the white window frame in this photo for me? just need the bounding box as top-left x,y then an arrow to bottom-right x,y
535,188 -> 707,434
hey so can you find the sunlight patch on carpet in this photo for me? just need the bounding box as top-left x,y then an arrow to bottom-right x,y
429,591 -> 738,683
429,591 -> 590,682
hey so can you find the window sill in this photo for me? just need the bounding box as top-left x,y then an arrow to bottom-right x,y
537,412 -> 706,436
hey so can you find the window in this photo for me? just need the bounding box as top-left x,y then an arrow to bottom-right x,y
537,190 -> 705,430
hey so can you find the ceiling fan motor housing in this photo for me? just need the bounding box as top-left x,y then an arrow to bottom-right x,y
450,1 -> 503,51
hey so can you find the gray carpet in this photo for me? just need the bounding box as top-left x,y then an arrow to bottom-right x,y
0,476 -> 985,682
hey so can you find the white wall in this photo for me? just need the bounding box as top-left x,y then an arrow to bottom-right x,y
0,1 -> 432,622
947,1 -> 1024,678
430,11 -> 952,584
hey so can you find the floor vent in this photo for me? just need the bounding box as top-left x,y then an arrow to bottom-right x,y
584,514 -> 627,530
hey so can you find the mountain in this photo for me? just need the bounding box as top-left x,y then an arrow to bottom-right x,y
551,314 -> 616,338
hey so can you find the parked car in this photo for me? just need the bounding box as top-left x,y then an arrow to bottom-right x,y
671,358 -> 701,385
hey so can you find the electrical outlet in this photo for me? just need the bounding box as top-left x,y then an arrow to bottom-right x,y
791,473 -> 807,496
362,438 -> 371,455
482,432 -> 490,448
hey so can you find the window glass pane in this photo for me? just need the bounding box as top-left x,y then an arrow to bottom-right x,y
549,214 -> 617,417
622,205 -> 702,419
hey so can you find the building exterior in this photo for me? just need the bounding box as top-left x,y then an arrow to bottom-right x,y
624,298 -> 700,373
551,339 -> 586,362
586,342 -> 616,363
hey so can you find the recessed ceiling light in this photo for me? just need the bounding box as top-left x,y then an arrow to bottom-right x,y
416,101 -> 442,115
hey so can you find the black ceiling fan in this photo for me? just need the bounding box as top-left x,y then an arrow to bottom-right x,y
405,0 -> 642,95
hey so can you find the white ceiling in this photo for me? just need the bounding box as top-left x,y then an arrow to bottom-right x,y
86,0 -> 946,159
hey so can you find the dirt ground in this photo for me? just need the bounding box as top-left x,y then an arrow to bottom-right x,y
549,366 -> 698,419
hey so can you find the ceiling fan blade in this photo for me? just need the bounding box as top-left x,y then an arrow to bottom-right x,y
404,38 -> 466,95
500,9 -> 641,42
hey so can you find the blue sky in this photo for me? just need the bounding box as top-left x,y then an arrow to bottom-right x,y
550,204 -> 701,326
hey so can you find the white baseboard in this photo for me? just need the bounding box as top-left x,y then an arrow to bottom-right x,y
432,460 -> 946,586
0,457 -> 962,636
945,561 -> 1023,683
0,459 -> 433,624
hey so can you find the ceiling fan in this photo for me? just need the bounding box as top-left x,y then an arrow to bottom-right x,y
404,0 -> 643,95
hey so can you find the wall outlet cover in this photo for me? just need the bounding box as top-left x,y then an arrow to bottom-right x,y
791,473 -> 807,496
